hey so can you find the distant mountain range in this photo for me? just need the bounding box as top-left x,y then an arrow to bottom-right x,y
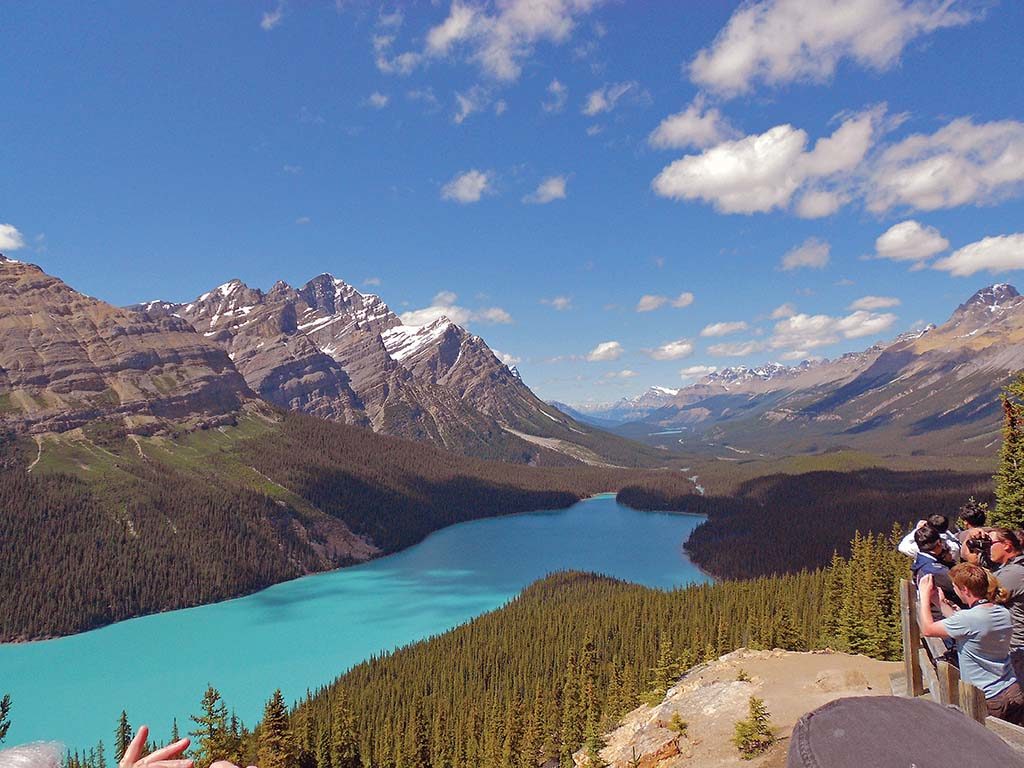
0,256 -> 666,467
557,284 -> 1024,458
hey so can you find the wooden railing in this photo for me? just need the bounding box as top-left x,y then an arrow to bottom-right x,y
899,579 -> 987,720
899,578 -> 1024,748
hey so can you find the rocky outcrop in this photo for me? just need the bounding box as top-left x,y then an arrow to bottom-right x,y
578,648 -> 899,768
0,257 -> 253,434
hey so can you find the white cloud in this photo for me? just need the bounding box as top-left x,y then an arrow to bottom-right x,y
453,86 -> 489,124
672,292 -> 695,308
441,169 -> 492,203
583,81 -> 642,116
543,79 -> 568,113
652,107 -> 880,215
867,118 -> 1024,212
708,340 -> 766,357
394,0 -> 603,82
648,95 -> 739,150
407,88 -> 441,110
378,9 -> 403,29
374,33 -> 423,75
874,220 -> 949,265
602,369 -> 638,379
364,277 -> 382,287
700,321 -> 749,337
690,0 -> 980,97
368,92 -> 390,109
932,234 -> 1024,277
795,189 -> 846,218
426,1 -> 478,55
771,302 -> 797,319
541,295 -> 573,311
587,341 -> 624,362
493,350 -> 521,366
647,339 -> 694,361
523,176 -> 567,204
636,294 -> 667,312
283,164 -> 302,174
494,99 -> 507,116
849,295 -> 901,310
0,224 -> 26,251
680,365 -> 718,380
769,309 -> 898,356
295,216 -> 312,225
260,3 -> 285,31
781,237 -> 830,271
400,290 -> 512,327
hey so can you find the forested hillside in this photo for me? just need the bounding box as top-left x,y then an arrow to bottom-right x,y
0,411 -> 696,641
60,534 -> 907,768
620,468 -> 993,579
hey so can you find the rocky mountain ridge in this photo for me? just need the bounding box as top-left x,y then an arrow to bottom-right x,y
133,271 -> 623,462
0,256 -> 254,435
568,284 -> 1023,457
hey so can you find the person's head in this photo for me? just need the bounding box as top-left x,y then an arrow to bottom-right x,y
927,514 -> 950,534
950,562 -> 1009,605
960,499 -> 987,529
0,744 -> 62,768
988,528 -> 1022,566
915,524 -> 944,556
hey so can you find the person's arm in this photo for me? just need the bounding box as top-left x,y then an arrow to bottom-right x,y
938,593 -> 960,618
899,524 -> 923,558
918,574 -> 952,639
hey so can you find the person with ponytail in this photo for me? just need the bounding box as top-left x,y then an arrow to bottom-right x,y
919,563 -> 1024,724
988,527 -> 1024,683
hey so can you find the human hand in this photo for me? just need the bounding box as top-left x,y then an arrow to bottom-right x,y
119,726 -> 192,768
919,574 -> 935,599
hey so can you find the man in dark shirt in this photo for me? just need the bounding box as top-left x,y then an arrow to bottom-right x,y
989,527 -> 1024,681
912,525 -> 962,644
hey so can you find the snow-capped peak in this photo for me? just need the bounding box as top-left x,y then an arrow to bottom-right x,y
650,385 -> 679,396
381,317 -> 453,362
958,283 -> 1021,314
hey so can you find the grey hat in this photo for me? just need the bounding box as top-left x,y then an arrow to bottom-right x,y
787,696 -> 1024,767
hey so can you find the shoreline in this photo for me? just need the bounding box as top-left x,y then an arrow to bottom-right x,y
2,490 -> 706,645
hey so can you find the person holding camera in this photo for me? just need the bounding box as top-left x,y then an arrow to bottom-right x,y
899,514 -> 961,564
988,528 -> 1024,682
918,564 -> 1024,725
911,524 -> 964,636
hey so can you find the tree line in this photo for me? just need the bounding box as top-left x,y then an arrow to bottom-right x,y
53,530 -> 908,768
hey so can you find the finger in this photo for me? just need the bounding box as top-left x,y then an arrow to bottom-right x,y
123,725 -> 149,767
143,739 -> 191,763
148,760 -> 193,768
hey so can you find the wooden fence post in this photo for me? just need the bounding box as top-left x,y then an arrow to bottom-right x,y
958,680 -> 987,724
936,660 -> 960,707
900,579 -> 925,697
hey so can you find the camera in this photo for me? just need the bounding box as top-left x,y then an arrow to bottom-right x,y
965,536 -> 992,555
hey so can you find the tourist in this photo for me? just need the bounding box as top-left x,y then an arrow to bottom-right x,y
918,565 -> 1024,724
957,499 -> 989,545
899,514 -> 961,563
988,528 -> 1024,681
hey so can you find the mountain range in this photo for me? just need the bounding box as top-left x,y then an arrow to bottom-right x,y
564,284 -> 1024,458
0,255 -> 672,468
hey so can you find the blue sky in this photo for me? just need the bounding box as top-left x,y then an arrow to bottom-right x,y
2,1 -> 1023,404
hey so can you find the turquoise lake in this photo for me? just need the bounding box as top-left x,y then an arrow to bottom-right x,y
0,494 -> 707,751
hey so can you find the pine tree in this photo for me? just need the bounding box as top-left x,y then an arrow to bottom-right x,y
642,639 -> 679,706
519,687 -> 544,768
559,649 -> 583,768
732,697 -> 775,760
0,693 -> 10,744
330,690 -> 360,768
500,694 -> 523,768
95,740 -> 107,768
257,690 -> 297,768
171,719 -> 180,743
114,711 -> 133,762
400,700 -> 430,768
190,685 -> 230,768
995,372 -> 1024,528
